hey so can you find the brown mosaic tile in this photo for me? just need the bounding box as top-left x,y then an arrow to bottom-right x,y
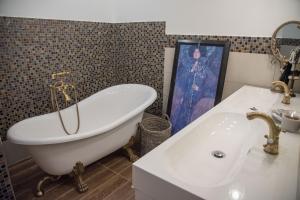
0,17 -> 117,140
114,22 -> 166,115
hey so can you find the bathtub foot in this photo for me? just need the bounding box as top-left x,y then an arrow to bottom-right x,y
71,161 -> 88,193
36,175 -> 61,197
123,136 -> 139,162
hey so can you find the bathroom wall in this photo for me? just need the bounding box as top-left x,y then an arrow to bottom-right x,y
162,35 -> 300,113
114,22 -> 166,114
112,0 -> 300,111
2,0 -> 299,36
1,0 -> 300,164
2,17 -> 298,142
113,0 -> 300,36
0,17 -> 164,142
0,17 -> 117,140
0,0 -> 115,22
1,2 -> 299,198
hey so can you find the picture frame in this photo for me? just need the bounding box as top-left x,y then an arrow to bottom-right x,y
167,40 -> 230,134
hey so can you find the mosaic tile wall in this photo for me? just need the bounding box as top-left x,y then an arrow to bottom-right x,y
0,17 -> 275,140
166,35 -> 272,54
114,22 -> 166,114
0,17 -> 117,140
0,140 -> 15,200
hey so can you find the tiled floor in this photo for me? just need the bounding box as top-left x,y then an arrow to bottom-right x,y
9,150 -> 134,200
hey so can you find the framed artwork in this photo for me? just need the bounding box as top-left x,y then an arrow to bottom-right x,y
167,40 -> 230,134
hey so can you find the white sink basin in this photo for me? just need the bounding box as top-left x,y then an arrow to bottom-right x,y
133,86 -> 300,200
165,112 -> 257,187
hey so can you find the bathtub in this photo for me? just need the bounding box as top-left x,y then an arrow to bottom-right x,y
8,84 -> 157,175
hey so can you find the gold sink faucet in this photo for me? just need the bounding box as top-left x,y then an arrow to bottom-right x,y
271,81 -> 290,104
246,112 -> 281,155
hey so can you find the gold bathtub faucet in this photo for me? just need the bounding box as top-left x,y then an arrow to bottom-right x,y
271,81 -> 291,104
50,81 -> 75,102
49,70 -> 80,135
246,112 -> 281,155
50,71 -> 75,103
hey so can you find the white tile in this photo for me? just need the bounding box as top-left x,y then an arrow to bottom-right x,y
226,52 -> 276,87
273,61 -> 283,81
164,48 -> 175,74
162,94 -> 169,114
164,71 -> 172,85
163,88 -> 170,103
221,81 -> 245,100
163,72 -> 172,94
163,48 -> 175,113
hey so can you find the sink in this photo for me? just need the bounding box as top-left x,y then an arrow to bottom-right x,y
133,86 -> 300,200
164,112 -> 258,187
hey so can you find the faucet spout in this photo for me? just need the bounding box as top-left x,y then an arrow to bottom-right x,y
246,112 -> 281,155
271,81 -> 290,104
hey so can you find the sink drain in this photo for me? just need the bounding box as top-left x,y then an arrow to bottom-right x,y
211,150 -> 226,158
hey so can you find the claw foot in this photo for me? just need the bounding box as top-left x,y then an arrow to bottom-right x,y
72,161 -> 89,193
123,136 -> 139,162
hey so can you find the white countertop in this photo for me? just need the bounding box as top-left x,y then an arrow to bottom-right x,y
133,86 -> 300,200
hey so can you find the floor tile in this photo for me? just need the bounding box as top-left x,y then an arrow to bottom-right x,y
9,151 -> 135,200
103,181 -> 134,200
119,166 -> 132,181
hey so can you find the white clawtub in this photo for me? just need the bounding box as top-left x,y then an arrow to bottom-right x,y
8,84 -> 157,175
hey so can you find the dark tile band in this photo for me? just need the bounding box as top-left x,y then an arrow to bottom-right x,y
166,35 -> 272,54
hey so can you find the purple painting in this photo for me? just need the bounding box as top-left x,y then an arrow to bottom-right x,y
168,41 -> 229,134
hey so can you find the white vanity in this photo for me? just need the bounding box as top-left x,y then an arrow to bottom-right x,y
133,86 -> 300,200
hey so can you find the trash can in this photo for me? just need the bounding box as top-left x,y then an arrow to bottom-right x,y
139,114 -> 171,155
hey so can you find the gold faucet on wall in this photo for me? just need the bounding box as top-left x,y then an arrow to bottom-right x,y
49,71 -> 80,135
50,71 -> 75,103
51,71 -> 70,79
246,112 -> 281,155
271,81 -> 291,104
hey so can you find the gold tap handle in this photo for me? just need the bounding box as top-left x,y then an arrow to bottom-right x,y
51,71 -> 71,80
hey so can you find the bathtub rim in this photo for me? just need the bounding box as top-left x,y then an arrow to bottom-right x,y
7,84 -> 157,146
